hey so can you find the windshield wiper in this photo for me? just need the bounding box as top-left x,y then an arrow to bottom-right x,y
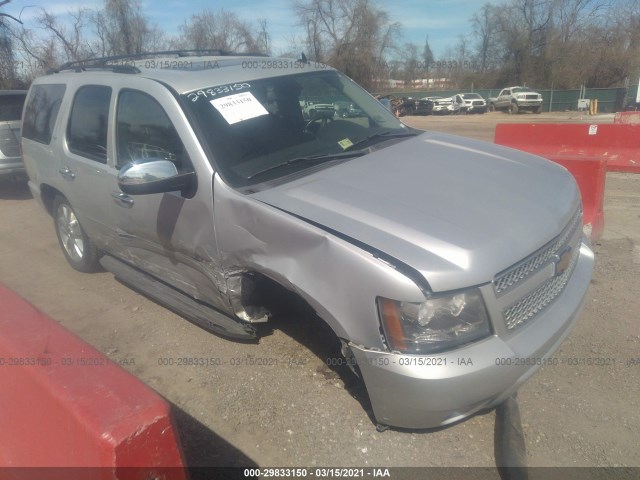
343,130 -> 420,151
246,150 -> 366,180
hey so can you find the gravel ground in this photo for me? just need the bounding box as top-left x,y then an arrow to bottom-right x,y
0,111 -> 637,475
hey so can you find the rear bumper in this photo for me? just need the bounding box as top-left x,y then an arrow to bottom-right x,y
350,241 -> 594,429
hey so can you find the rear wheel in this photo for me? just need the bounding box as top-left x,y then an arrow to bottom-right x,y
53,195 -> 100,272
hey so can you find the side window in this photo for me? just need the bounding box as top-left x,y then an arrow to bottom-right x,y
67,85 -> 111,163
22,84 -> 66,144
116,90 -> 191,172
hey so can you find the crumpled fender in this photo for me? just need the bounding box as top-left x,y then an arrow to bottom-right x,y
212,174 -> 425,348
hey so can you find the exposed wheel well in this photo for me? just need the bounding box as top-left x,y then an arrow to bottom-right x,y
40,183 -> 65,216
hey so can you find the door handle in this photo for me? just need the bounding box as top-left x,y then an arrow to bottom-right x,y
111,191 -> 134,208
58,166 -> 76,180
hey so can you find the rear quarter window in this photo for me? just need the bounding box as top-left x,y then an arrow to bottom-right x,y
22,84 -> 66,144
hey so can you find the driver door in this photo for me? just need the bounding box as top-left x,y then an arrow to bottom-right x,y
109,80 -> 222,306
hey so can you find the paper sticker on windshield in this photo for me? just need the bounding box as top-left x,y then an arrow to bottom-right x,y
338,138 -> 353,150
210,92 -> 268,125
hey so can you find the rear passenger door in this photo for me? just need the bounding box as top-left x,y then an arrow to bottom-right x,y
58,84 -> 119,249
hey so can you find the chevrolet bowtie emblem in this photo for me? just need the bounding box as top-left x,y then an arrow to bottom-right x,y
553,247 -> 573,277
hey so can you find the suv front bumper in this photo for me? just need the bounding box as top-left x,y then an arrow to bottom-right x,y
350,241 -> 594,429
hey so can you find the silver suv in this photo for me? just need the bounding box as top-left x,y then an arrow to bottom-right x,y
22,52 -> 593,429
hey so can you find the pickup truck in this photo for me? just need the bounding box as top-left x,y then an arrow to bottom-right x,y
488,86 -> 543,114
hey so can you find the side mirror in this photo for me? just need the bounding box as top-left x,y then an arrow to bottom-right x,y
117,159 -> 196,197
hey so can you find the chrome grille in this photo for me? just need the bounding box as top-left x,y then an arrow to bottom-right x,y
493,208 -> 582,295
503,246 -> 580,330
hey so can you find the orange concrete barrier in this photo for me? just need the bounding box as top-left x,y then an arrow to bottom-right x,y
0,283 -> 186,478
494,123 -> 639,174
614,111 -> 640,125
495,124 -> 609,242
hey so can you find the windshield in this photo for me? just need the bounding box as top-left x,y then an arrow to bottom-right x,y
182,70 -> 412,187
512,87 -> 532,93
462,93 -> 481,99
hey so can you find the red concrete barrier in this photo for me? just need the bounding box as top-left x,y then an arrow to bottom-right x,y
544,154 -> 606,242
495,124 -> 608,242
494,123 -> 639,173
614,111 -> 640,125
0,283 -> 186,478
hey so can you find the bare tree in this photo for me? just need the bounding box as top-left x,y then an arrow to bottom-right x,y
293,0 -> 400,89
401,42 -> 420,85
257,18 -> 271,55
105,0 -> 142,55
471,3 -> 501,73
8,7 -> 96,80
464,0 -> 626,88
175,9 -> 267,53
0,0 -> 21,88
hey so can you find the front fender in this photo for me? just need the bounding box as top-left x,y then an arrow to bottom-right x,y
212,175 -> 425,348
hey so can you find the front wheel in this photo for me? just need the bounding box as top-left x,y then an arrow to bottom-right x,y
488,104 -> 495,112
53,195 -> 101,273
509,103 -> 519,114
535,106 -> 543,114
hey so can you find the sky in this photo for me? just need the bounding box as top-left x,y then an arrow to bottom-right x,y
4,0 -> 489,59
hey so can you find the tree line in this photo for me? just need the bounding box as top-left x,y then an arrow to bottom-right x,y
1,0 -> 639,91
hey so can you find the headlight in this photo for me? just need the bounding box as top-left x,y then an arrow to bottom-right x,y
378,289 -> 492,354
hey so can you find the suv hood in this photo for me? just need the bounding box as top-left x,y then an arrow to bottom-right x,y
252,132 -> 580,292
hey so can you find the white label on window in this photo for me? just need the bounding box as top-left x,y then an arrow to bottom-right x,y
210,92 -> 268,125
588,124 -> 598,135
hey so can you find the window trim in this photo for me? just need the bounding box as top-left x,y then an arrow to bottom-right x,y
115,87 -> 193,173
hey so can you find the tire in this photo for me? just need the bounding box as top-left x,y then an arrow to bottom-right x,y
535,106 -> 542,114
509,102 -> 519,114
53,195 -> 101,273
488,104 -> 495,112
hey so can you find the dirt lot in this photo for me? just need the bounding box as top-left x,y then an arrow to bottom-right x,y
0,112 -> 638,473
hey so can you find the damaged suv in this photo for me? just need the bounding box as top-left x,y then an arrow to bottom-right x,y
22,52 -> 593,429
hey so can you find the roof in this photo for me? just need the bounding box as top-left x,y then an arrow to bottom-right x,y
42,53 -> 333,95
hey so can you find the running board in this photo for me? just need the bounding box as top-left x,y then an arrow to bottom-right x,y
99,255 -> 257,340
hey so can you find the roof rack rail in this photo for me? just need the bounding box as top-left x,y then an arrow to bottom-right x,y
50,49 -> 269,73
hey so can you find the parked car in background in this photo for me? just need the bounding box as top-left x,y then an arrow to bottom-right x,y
454,93 -> 487,114
488,86 -> 543,114
0,90 -> 28,181
425,96 -> 461,115
391,97 -> 433,117
333,101 -> 365,118
375,94 -> 393,111
302,100 -> 335,120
